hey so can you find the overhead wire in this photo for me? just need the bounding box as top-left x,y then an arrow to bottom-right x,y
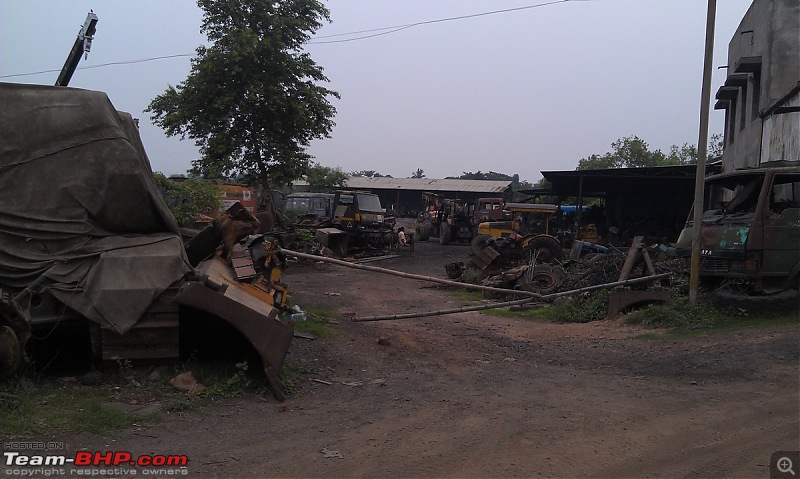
309,0 -> 570,44
1,0 -> 582,79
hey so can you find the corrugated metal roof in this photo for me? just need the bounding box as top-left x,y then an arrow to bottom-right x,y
294,177 -> 511,193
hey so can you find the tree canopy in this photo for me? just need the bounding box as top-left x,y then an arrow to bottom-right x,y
350,170 -> 388,178
305,162 -> 347,192
577,134 -> 724,170
153,173 -> 221,227
147,0 -> 339,193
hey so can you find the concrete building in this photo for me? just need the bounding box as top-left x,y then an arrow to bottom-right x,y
715,0 -> 800,170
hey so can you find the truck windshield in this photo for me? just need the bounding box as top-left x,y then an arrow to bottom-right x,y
357,193 -> 383,212
698,173 -> 764,224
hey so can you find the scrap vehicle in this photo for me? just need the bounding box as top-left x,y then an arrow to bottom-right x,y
471,202 -> 565,267
474,197 -> 506,224
415,193 -> 475,245
283,192 -> 335,224
0,83 -> 294,400
315,190 -> 394,257
675,162 -> 800,302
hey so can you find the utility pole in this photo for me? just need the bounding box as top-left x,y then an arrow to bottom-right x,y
55,11 -> 99,87
689,0 -> 716,304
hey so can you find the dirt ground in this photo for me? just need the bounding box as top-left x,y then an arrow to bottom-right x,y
56,237 -> 798,478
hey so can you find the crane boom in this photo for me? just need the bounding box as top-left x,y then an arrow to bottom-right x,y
55,11 -> 99,87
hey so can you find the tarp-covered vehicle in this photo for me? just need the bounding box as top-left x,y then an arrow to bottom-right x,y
0,83 -> 293,399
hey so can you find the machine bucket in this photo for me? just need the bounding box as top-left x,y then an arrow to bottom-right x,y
316,227 -> 349,257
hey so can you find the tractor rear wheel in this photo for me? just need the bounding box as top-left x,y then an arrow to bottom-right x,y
523,236 -> 563,264
440,224 -> 451,245
470,234 -> 491,256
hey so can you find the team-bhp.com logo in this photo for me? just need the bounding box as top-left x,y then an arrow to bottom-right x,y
4,451 -> 188,475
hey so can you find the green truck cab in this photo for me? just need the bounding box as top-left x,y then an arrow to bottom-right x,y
676,164 -> 800,294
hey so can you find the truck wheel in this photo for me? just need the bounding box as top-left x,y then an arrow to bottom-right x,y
519,265 -> 564,295
440,225 -> 451,245
524,236 -> 563,264
471,235 -> 491,256
0,326 -> 22,380
415,224 -> 429,242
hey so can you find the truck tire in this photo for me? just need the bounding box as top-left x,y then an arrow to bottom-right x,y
440,224 -> 451,245
0,326 -> 22,379
523,236 -> 563,264
519,265 -> 564,295
471,234 -> 491,256
415,224 -> 430,242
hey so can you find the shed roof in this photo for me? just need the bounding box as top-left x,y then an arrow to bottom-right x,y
295,177 -> 511,193
540,165 -> 720,196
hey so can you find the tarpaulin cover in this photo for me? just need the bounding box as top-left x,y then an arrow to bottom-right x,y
0,83 -> 192,334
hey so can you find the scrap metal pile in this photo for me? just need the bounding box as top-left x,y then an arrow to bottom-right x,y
444,236 -> 684,318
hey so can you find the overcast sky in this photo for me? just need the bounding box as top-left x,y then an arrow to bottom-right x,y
1,0 -> 753,182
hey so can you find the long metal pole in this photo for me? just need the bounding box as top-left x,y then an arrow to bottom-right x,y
353,272 -> 671,322
282,249 -> 542,298
690,0 -> 717,304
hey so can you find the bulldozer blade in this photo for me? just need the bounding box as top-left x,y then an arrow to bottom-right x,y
174,260 -> 294,402
315,227 -> 349,257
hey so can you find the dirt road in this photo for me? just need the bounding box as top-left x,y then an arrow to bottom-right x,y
60,240 -> 798,478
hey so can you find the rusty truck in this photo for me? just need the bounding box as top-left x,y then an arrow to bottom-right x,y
676,162 -> 800,307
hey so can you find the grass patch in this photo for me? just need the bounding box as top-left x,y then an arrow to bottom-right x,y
627,301 -> 799,337
478,291 -> 611,323
0,380 -> 161,437
294,306 -> 342,338
448,289 -> 486,302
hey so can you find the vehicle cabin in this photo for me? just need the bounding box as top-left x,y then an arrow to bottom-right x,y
284,192 -> 335,221
676,165 -> 800,293
478,203 -> 559,237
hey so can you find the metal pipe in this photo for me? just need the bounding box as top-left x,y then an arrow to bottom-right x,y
282,248 -> 542,298
352,272 -> 671,322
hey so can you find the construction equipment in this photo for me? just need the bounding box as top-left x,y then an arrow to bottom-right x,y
315,190 -> 394,257
0,83 -> 294,400
56,11 -> 98,86
471,203 -> 564,268
415,193 -> 474,245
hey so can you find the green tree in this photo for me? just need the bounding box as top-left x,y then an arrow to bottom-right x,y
147,0 -> 339,198
153,173 -> 222,227
666,143 -> 698,165
411,168 -> 426,178
453,171 -> 515,181
577,134 -> 724,170
305,162 -> 347,192
350,170 -> 384,177
578,136 -> 668,170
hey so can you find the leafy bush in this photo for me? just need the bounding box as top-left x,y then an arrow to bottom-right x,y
548,290 -> 611,323
154,173 -> 221,227
624,297 -> 738,330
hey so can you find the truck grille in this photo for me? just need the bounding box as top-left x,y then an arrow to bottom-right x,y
700,257 -> 729,273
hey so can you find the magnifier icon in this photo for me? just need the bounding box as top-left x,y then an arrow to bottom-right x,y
778,457 -> 796,476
